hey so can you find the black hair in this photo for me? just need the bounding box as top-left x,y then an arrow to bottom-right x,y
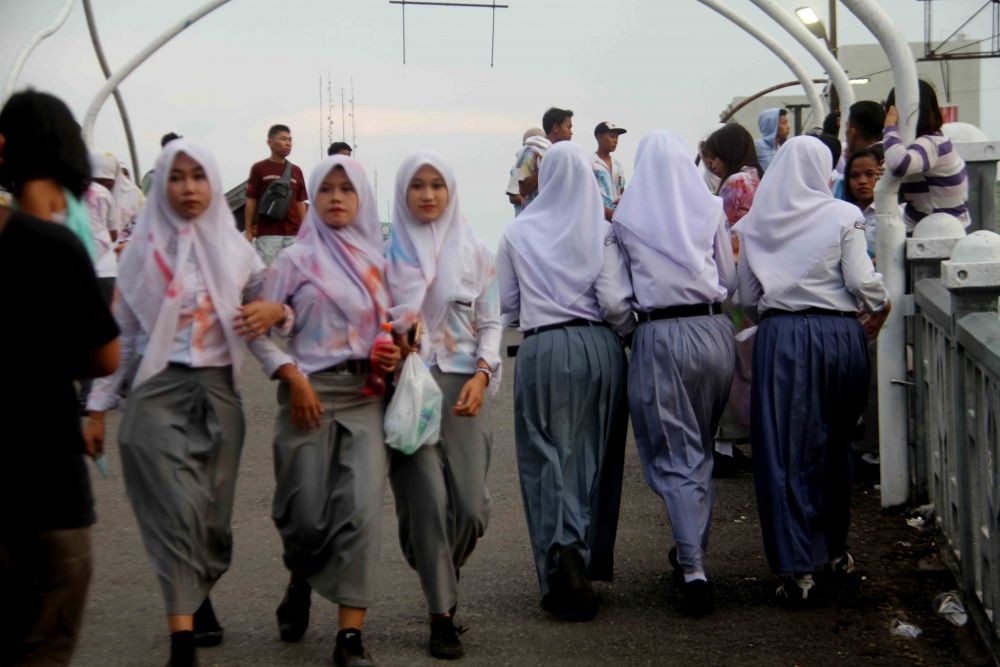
703,123 -> 761,188
0,90 -> 90,199
160,131 -> 182,147
885,80 -> 943,137
847,101 -> 884,143
806,131 -> 842,169
822,110 -> 841,136
778,108 -> 788,117
843,145 -> 885,206
327,141 -> 353,156
542,107 -> 573,135
268,124 -> 291,139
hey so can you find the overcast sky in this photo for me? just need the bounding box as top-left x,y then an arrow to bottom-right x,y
3,0 -> 997,247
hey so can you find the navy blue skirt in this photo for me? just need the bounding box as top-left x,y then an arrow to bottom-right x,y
750,312 -> 870,575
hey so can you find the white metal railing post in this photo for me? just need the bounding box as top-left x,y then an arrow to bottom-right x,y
840,0 -> 919,508
81,0 -> 236,145
2,0 -> 75,104
747,0 -> 856,114
695,0 -> 827,123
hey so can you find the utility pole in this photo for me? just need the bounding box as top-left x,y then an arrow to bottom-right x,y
785,102 -> 811,135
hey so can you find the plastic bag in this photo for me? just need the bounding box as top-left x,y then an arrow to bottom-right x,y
384,354 -> 443,455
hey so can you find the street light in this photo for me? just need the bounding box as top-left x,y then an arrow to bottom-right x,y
796,4 -> 840,111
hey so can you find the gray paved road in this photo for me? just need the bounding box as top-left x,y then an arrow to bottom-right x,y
73,331 -> 987,666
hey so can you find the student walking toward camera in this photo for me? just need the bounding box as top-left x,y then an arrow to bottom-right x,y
385,151 -> 501,660
497,141 -> 633,622
244,124 -> 308,265
261,155 -> 400,667
83,139 -> 292,667
612,130 -> 736,617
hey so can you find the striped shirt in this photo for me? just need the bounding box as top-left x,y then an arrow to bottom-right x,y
883,124 -> 969,228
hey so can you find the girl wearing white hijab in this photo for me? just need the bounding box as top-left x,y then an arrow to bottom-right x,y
611,130 -> 736,617
113,159 -> 147,251
262,155 -> 400,667
83,139 -> 292,667
385,151 -> 501,659
736,136 -> 890,605
496,140 -> 634,621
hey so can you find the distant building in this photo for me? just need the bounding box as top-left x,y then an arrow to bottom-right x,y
725,41 -> 981,139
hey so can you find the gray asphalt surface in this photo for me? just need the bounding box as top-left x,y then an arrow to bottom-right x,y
73,330 -> 987,666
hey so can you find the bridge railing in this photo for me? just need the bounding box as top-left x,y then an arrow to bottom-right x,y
910,215 -> 1000,637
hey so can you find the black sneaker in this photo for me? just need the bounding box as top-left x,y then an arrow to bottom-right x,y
547,546 -> 599,622
276,579 -> 312,642
192,597 -> 223,647
775,576 -> 817,608
167,631 -> 199,667
679,579 -> 714,617
333,628 -> 376,667
667,546 -> 684,586
428,616 -> 466,660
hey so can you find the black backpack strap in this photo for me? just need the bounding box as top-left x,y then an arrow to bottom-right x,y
279,160 -> 293,184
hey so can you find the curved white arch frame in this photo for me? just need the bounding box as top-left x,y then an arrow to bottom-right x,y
748,0 -> 856,116
840,0 -> 919,509
3,0 -> 75,103
82,0 -> 235,144
696,0 -> 827,124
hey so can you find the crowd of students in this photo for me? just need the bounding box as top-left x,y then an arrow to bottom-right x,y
0,80 -> 968,667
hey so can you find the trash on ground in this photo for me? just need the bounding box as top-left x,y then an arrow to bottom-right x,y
933,591 -> 968,627
890,618 -> 923,639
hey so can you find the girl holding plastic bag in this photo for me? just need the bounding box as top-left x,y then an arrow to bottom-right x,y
385,151 -> 501,660
261,155 -> 400,667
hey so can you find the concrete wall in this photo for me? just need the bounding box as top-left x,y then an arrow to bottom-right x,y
726,42 -> 981,138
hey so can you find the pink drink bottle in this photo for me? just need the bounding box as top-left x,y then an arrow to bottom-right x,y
363,322 -> 395,397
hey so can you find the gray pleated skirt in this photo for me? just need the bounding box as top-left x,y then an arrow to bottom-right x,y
513,323 -> 627,595
389,368 -> 492,614
118,363 -> 245,615
628,314 -> 735,574
271,370 -> 388,608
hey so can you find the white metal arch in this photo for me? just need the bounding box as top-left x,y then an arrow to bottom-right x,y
748,0 -> 856,115
696,0 -> 827,124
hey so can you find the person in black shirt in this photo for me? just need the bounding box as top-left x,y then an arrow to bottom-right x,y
0,90 -> 121,666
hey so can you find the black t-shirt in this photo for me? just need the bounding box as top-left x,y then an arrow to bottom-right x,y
0,210 -> 120,531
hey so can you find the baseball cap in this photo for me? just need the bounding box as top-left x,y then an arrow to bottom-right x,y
594,121 -> 627,136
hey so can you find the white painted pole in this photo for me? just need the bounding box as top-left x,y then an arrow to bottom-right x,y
747,0 -> 856,114
82,0 -> 235,145
695,0 -> 827,124
840,0 -> 919,508
2,0 -> 75,104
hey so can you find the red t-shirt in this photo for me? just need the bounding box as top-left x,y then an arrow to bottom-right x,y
246,158 -> 307,237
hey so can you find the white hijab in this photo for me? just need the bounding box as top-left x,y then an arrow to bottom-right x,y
738,135 -> 860,297
386,151 -> 486,340
612,130 -> 724,279
114,160 -> 146,228
280,155 -> 389,344
501,141 -> 605,309
117,139 -> 262,391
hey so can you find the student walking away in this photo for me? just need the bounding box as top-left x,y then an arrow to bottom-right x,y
386,152 -> 501,659
262,155 -> 400,667
515,108 -> 573,211
0,91 -> 121,667
611,130 -> 736,617
86,152 -> 122,302
141,132 -> 183,195
505,127 -> 544,216
112,159 -> 146,253
701,122 -> 762,476
244,124 -> 308,265
496,141 -> 634,622
883,80 -> 969,230
83,139 -> 291,667
592,122 -> 627,221
736,136 -> 891,606
754,108 -> 789,173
